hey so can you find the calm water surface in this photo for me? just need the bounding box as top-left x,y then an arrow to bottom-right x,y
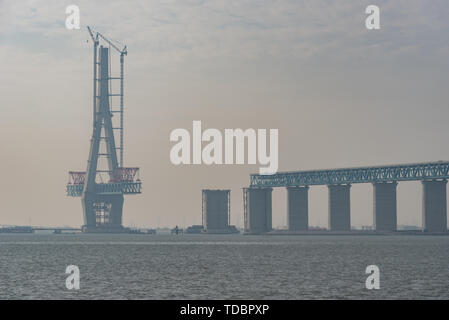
0,234 -> 448,299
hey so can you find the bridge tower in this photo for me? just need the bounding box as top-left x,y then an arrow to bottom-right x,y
66,27 -> 142,233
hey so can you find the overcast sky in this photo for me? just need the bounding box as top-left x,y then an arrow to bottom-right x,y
1,0 -> 449,228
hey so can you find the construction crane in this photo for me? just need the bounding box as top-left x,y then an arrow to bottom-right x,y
90,27 -> 127,56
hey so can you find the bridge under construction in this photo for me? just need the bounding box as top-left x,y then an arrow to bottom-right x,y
66,27 -> 141,233
241,161 -> 449,234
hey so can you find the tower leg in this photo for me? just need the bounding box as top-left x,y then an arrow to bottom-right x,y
81,193 -> 96,229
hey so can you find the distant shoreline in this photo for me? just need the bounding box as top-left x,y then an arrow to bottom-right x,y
256,230 -> 449,236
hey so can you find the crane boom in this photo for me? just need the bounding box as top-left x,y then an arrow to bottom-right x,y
97,32 -> 127,55
87,26 -> 127,55
87,26 -> 98,43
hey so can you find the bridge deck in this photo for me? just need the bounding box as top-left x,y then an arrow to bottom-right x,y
250,161 -> 449,187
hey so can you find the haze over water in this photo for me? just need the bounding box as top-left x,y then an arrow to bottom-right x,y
0,234 -> 448,300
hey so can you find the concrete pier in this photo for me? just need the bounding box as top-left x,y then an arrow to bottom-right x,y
373,182 -> 397,231
287,186 -> 309,231
422,180 -> 447,232
328,184 -> 351,231
202,190 -> 230,233
243,188 -> 272,234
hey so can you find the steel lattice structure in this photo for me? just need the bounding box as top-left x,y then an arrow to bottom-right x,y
67,179 -> 141,197
250,161 -> 449,188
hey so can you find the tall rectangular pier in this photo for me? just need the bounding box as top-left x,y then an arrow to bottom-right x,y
287,186 -> 309,231
328,184 -> 351,231
243,188 -> 272,234
202,190 -> 230,233
373,182 -> 397,231
422,180 -> 447,232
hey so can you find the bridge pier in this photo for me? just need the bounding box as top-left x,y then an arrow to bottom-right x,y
287,186 -> 309,231
373,182 -> 397,231
202,190 -> 230,233
328,184 -> 351,231
243,188 -> 272,234
422,180 -> 447,232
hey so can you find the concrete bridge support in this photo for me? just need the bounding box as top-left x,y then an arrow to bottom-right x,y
328,184 -> 351,231
243,188 -> 272,234
422,180 -> 447,232
373,182 -> 397,231
287,186 -> 309,231
202,190 -> 230,233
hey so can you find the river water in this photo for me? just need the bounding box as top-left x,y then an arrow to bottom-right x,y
0,234 -> 448,299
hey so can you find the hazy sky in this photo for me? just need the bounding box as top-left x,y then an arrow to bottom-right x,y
1,0 -> 449,228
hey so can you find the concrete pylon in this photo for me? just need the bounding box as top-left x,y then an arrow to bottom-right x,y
328,184 -> 351,231
287,186 -> 309,231
202,190 -> 230,233
373,182 -> 397,231
243,188 -> 272,234
422,180 -> 447,232
82,46 -> 124,233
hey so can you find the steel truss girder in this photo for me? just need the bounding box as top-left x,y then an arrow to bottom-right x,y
250,162 -> 449,188
67,182 -> 142,197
